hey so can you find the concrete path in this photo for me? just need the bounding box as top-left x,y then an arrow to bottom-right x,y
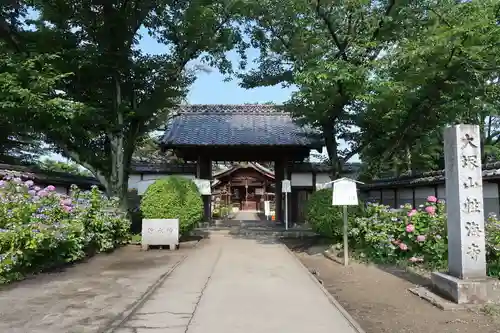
232,210 -> 260,221
112,233 -> 362,333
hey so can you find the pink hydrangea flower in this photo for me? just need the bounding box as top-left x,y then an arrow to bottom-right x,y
24,180 -> 34,187
63,205 -> 72,213
416,235 -> 426,242
427,195 -> 437,203
406,224 -> 415,233
399,243 -> 408,251
392,239 -> 401,245
60,198 -> 72,206
407,209 -> 417,217
425,206 -> 436,215
46,185 -> 56,191
38,190 -> 49,197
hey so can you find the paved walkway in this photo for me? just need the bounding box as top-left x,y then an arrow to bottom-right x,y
111,233 -> 362,333
232,210 -> 261,221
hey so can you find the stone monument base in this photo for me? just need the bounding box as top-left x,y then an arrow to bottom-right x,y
431,272 -> 500,304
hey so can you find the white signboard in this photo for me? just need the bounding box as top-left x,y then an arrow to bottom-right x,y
142,219 -> 179,250
332,178 -> 359,206
255,188 -> 264,195
192,179 -> 211,195
264,200 -> 271,216
282,179 -> 291,193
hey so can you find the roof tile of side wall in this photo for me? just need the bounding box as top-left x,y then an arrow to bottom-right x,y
161,104 -> 321,148
0,164 -> 101,189
362,161 -> 500,189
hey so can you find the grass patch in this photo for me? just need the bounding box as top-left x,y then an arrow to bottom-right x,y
130,234 -> 141,243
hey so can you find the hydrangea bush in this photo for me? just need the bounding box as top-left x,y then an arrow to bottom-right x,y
306,192 -> 500,276
349,197 -> 448,269
0,176 -> 130,284
349,197 -> 500,275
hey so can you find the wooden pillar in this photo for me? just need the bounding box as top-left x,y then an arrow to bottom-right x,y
284,160 -> 292,225
412,187 -> 416,208
291,191 -> 299,224
275,159 -> 284,223
197,155 -> 212,222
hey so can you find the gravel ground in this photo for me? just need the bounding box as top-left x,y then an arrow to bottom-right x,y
0,242 -> 200,333
284,239 -> 500,333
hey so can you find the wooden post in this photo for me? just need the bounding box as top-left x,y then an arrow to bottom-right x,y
284,160 -> 292,226
275,159 -> 284,223
198,155 -> 212,223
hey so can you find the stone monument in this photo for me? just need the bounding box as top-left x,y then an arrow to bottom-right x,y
431,124 -> 499,304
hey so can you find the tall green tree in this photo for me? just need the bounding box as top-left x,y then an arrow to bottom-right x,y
37,158 -> 92,176
15,0 -> 247,207
239,0 -> 438,178
0,1 -> 68,164
360,0 -> 500,178
240,0 -> 500,179
132,134 -> 182,164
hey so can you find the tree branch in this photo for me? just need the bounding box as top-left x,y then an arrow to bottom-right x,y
342,143 -> 364,163
59,144 -> 109,189
371,0 -> 396,41
367,0 -> 396,60
313,0 -> 348,61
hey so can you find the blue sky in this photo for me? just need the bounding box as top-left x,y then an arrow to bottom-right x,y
137,28 -> 296,105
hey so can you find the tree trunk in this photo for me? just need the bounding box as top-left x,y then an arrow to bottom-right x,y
322,122 -> 341,179
108,75 -> 128,210
405,145 -> 412,175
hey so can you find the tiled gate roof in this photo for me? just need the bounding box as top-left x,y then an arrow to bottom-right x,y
161,104 -> 320,148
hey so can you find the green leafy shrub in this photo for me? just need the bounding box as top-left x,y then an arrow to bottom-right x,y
305,188 -> 365,241
141,176 -> 203,235
0,177 -> 130,284
486,213 -> 500,277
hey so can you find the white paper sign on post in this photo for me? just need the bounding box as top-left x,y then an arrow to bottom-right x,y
264,200 -> 271,217
330,178 -> 364,266
281,179 -> 291,230
332,178 -> 359,206
142,218 -> 179,251
192,179 -> 211,195
282,179 -> 291,193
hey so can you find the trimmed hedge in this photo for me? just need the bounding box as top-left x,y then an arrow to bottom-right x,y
140,176 -> 203,235
305,188 -> 365,240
